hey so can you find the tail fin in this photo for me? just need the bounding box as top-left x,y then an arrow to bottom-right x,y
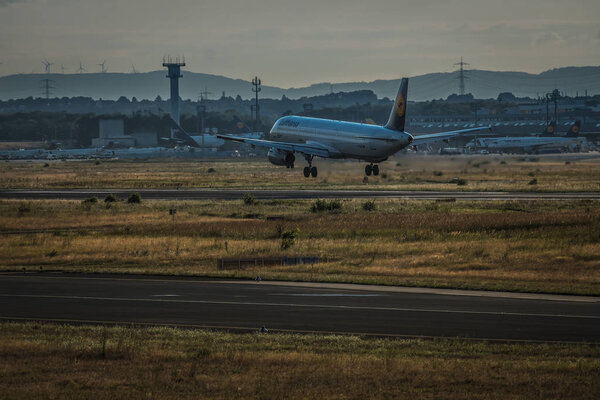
566,120 -> 581,137
539,121 -> 556,136
385,78 -> 408,132
169,118 -> 201,147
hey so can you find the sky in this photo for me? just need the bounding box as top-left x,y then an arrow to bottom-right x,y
0,0 -> 599,88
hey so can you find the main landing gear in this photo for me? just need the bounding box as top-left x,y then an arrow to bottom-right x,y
365,163 -> 379,176
303,155 -> 318,178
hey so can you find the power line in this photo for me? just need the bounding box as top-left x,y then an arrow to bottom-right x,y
40,78 -> 54,99
454,57 -> 470,95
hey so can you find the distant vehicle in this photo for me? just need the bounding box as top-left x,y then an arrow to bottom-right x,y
213,78 -> 490,177
465,121 -> 588,154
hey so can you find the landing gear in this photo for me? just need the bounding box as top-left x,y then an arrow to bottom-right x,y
365,164 -> 380,176
303,155 -> 318,178
285,153 -> 295,169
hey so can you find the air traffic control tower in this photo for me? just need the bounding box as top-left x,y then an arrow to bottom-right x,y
163,56 -> 185,138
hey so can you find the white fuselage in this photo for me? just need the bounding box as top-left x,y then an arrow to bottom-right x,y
269,116 -> 413,162
466,136 -> 588,153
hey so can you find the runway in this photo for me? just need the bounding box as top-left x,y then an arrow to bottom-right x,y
1,273 -> 598,342
1,188 -> 600,201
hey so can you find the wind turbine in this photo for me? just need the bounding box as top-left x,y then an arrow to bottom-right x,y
77,62 -> 87,74
42,59 -> 54,73
61,64 -> 67,74
131,64 -> 138,74
97,60 -> 107,73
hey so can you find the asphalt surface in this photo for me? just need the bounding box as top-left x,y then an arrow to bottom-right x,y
1,273 -> 598,342
1,189 -> 600,201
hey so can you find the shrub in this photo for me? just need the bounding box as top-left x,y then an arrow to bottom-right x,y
281,228 -> 299,249
433,170 -> 443,176
46,249 -> 58,257
362,200 -> 376,211
451,177 -> 467,186
311,199 -> 342,213
18,204 -> 31,213
207,168 -> 216,173
83,197 -> 98,204
104,194 -> 118,203
528,178 -> 538,185
43,163 -> 50,167
243,193 -> 257,206
127,193 -> 142,204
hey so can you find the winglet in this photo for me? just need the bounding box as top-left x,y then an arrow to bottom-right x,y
385,78 -> 408,132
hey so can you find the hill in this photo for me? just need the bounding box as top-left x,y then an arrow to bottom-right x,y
1,66 -> 599,101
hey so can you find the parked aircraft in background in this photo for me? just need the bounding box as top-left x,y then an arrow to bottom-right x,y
216,78 -> 490,177
465,121 -> 588,154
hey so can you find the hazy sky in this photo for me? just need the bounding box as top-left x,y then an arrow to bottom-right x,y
1,0 -> 599,87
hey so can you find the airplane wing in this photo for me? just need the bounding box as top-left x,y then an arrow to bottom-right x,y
216,134 -> 337,158
411,126 -> 492,146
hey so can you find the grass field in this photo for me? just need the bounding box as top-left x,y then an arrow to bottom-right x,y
1,198 -> 599,295
2,154 -> 600,191
0,322 -> 598,400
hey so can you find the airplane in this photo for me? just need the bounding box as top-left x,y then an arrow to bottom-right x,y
214,78 -> 490,177
465,121 -> 588,154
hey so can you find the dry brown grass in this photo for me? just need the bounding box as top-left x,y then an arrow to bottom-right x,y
1,154 -> 600,191
1,199 -> 599,295
0,322 -> 598,400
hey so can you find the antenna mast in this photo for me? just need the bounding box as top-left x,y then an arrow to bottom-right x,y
251,76 -> 261,132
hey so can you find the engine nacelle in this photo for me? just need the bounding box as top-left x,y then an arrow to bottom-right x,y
267,148 -> 295,167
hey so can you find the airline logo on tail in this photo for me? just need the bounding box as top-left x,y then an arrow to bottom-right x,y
395,94 -> 406,117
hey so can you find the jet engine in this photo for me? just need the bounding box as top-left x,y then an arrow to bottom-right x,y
267,148 -> 295,167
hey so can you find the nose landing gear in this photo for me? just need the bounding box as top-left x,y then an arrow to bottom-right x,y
365,164 -> 379,176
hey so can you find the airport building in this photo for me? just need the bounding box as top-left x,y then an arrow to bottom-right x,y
92,119 -> 157,148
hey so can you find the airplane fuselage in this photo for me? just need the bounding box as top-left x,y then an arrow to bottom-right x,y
467,136 -> 588,153
269,116 -> 413,162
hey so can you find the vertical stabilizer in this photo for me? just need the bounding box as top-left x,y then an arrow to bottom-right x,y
566,121 -> 581,137
539,121 -> 556,137
385,78 -> 408,132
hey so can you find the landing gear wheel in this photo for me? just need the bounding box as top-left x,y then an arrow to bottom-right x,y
365,164 -> 372,176
372,165 -> 379,176
310,166 -> 318,178
303,167 -> 311,178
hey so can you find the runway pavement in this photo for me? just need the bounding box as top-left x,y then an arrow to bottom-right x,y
1,188 -> 600,201
1,273 -> 598,342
